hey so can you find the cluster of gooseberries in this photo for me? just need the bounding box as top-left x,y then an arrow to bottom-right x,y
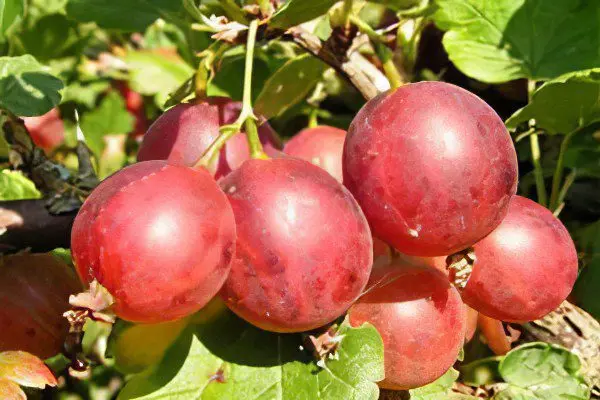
66,81 -> 578,390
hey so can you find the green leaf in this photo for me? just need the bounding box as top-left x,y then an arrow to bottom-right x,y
0,55 -> 63,116
496,343 -> 590,400
506,69 -> 600,134
62,81 -> 111,108
15,13 -> 82,63
408,368 -> 459,399
0,0 -> 23,41
433,0 -> 600,83
459,357 -> 502,387
367,0 -> 425,13
270,0 -> 338,29
576,219 -> 600,256
207,46 -> 274,102
50,248 -> 73,265
79,91 -> 134,156
572,220 -> 600,320
563,126 -> 600,178
28,0 -> 67,18
573,255 -> 600,321
255,54 -> 326,119
118,312 -> 384,400
66,0 -> 186,32
0,170 -> 41,200
124,50 -> 193,109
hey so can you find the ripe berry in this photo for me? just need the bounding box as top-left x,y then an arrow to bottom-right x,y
454,195 -> 578,322
220,158 -> 373,332
22,108 -> 65,152
71,160 -> 236,323
343,81 -> 518,256
137,98 -> 281,178
285,126 -> 391,264
0,253 -> 82,359
349,262 -> 465,390
284,126 -> 346,182
117,82 -> 148,138
371,254 -> 477,342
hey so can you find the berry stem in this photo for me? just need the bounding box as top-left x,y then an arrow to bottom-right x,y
341,0 -> 353,29
240,19 -> 267,159
195,19 -> 266,168
195,41 -> 228,98
349,15 -> 404,89
527,80 -> 548,207
308,108 -> 319,128
529,132 -> 547,207
554,170 -> 576,217
195,126 -> 239,168
245,118 -> 268,159
549,128 -> 579,211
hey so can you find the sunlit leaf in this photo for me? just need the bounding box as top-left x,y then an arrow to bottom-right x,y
0,55 -> 63,116
0,351 -> 57,389
0,170 -> 41,200
433,0 -> 600,83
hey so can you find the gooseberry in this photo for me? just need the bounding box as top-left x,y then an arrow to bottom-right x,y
454,195 -> 578,322
343,81 -> 518,256
71,160 -> 236,323
284,125 -> 346,182
0,253 -> 81,359
220,157 -> 372,333
349,262 -> 465,390
137,97 -> 281,178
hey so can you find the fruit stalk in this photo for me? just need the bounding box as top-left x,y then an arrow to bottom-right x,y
529,131 -> 547,207
195,19 -> 266,168
527,80 -> 548,207
239,19 -> 266,159
349,15 -> 404,89
549,127 -> 579,211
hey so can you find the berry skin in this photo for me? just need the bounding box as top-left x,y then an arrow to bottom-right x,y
220,158 -> 373,333
71,160 -> 236,323
284,126 -> 391,264
22,108 -> 65,151
457,195 -> 578,322
137,98 -> 281,178
343,81 -> 518,256
284,126 -> 346,182
116,82 -> 148,138
371,254 -> 478,342
349,262 -> 466,390
0,254 -> 82,359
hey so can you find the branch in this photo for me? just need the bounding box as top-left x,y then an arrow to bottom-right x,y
285,27 -> 386,100
0,199 -> 75,253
